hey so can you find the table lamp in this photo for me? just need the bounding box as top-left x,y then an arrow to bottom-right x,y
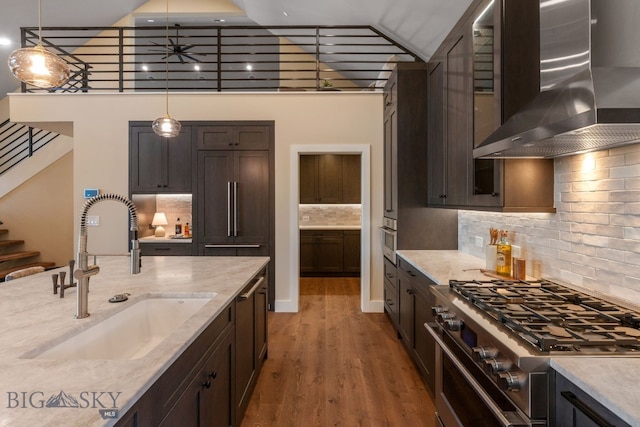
152,212 -> 169,237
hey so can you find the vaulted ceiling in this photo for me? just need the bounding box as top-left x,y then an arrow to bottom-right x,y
0,0 -> 471,98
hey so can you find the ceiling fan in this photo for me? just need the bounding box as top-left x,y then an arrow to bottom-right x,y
149,24 -> 206,64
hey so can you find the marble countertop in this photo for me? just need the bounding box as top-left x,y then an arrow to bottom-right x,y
396,250 -> 489,285
398,249 -> 640,426
0,256 -> 269,426
299,225 -> 361,230
551,358 -> 640,426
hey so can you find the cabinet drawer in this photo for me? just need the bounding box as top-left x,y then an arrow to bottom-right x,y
141,243 -> 192,256
200,244 -> 269,257
397,257 -> 434,289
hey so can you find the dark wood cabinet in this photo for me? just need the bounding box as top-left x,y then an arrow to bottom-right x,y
197,124 -> 271,150
116,267 -> 269,427
159,328 -> 233,427
299,154 -> 361,204
383,257 -> 398,326
299,230 -> 360,275
396,257 -> 437,395
299,230 -> 344,274
382,63 -> 458,249
342,230 -> 360,273
197,150 -> 269,246
129,123 -> 192,193
195,122 -> 275,309
140,242 -> 192,256
426,0 -> 554,212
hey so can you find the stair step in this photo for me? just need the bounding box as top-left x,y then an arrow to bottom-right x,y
0,229 -> 8,235
0,262 -> 56,280
0,240 -> 24,247
0,251 -> 40,263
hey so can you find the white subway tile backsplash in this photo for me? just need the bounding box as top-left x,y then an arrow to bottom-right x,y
459,145 -> 640,304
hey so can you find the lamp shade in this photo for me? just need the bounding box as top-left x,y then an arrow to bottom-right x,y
152,115 -> 182,138
8,44 -> 71,89
152,212 -> 169,237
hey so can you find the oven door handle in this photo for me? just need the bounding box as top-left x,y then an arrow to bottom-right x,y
425,323 -> 529,427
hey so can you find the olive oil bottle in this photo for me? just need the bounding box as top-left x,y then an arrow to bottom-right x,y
496,230 -> 512,276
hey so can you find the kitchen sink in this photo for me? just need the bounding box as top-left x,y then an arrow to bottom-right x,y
33,294 -> 216,360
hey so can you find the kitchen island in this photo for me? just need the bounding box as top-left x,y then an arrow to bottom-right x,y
396,250 -> 640,426
0,255 -> 269,426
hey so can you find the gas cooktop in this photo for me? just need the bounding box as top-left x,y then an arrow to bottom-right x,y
448,279 -> 640,354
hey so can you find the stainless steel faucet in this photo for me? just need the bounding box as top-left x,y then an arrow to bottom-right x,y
74,193 -> 141,319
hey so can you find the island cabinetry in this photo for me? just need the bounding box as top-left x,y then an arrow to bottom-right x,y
115,303 -> 234,427
235,268 -> 268,424
299,154 -> 361,204
129,123 -> 192,193
159,328 -> 234,427
396,257 -> 437,395
115,267 -> 269,427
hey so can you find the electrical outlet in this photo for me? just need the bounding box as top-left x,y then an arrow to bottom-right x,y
512,245 -> 522,258
475,236 -> 483,247
87,216 -> 100,227
302,215 -> 310,222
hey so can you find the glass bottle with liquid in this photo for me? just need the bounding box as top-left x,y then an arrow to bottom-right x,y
175,218 -> 182,236
496,230 -> 512,276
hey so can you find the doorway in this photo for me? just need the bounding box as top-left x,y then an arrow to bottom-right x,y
289,145 -> 371,313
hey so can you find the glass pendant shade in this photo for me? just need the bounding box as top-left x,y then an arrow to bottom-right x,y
8,44 -> 71,89
152,115 -> 182,138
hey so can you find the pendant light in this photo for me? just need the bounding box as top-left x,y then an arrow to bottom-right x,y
152,0 -> 181,138
8,0 -> 71,89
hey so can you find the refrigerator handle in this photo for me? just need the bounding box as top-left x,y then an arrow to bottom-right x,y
233,181 -> 238,237
227,182 -> 232,237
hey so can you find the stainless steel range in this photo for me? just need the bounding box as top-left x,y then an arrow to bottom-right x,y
425,279 -> 640,427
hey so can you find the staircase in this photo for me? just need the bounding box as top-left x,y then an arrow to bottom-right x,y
0,227 -> 56,281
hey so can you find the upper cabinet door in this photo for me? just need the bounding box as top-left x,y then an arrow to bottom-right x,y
197,124 -> 270,150
129,124 -> 192,193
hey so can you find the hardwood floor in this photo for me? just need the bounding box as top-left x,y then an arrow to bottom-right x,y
241,277 -> 437,427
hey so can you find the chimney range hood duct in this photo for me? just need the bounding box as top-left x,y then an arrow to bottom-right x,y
473,0 -> 640,159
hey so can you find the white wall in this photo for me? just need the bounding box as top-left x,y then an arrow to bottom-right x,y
459,146 -> 640,305
8,91 -> 384,311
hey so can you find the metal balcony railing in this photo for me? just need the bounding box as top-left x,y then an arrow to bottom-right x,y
18,25 -> 423,93
0,120 -> 60,175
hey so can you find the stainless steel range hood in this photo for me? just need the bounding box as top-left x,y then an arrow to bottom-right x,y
473,0 -> 640,159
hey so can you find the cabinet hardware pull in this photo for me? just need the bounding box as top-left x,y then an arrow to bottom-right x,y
233,181 -> 238,237
209,371 -> 217,379
560,391 -> 615,427
227,182 -> 232,237
239,276 -> 266,300
491,192 -> 499,197
406,289 -> 415,295
202,381 -> 211,389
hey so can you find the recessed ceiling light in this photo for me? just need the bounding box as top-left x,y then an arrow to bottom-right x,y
213,18 -> 226,23
147,19 -> 155,23
142,65 -> 149,72
194,64 -> 201,71
0,37 -> 11,46
246,64 -> 253,71
282,11 -> 289,17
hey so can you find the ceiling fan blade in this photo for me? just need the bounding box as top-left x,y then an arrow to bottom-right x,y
182,53 -> 202,63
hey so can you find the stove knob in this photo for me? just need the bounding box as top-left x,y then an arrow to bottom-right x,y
483,357 -> 513,374
471,346 -> 499,361
432,305 -> 449,316
437,312 -> 456,322
496,371 -> 521,392
444,318 -> 463,331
